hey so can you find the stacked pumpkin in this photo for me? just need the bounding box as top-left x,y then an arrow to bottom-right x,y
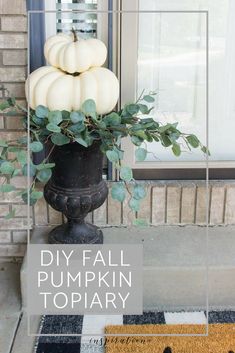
26,31 -> 119,115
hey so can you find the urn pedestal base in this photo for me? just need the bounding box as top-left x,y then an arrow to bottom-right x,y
48,219 -> 103,244
43,141 -> 108,245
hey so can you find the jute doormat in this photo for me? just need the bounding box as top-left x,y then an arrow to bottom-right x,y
105,324 -> 235,353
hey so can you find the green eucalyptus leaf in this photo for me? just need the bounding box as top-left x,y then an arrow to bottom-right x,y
5,209 -> 16,220
4,110 -> 20,116
103,112 -> 121,126
70,111 -> 85,124
35,105 -> 49,118
140,118 -> 154,124
100,143 -> 109,154
0,140 -> 8,147
62,110 -> 70,120
133,184 -> 147,200
36,169 -> 52,183
82,99 -> 96,116
17,136 -> 27,145
30,141 -> 44,153
22,163 -> 37,177
143,95 -> 155,103
133,130 -> 148,140
48,111 -> 63,125
131,124 -> 145,131
1,147 -> 7,158
20,191 -> 27,204
106,150 -> 119,163
7,97 -> 16,106
133,218 -> 148,226
153,135 -> 159,142
68,122 -> 85,134
16,150 -> 27,165
36,163 -> 55,171
186,134 -> 200,148
131,135 -> 143,146
129,198 -> 140,212
169,132 -> 180,143
0,101 -> 10,111
150,121 -> 160,129
39,129 -> 51,140
138,104 -> 149,114
12,168 -> 21,177
172,122 -> 179,129
21,191 -> 37,206
74,137 -> 88,148
161,135 -> 172,147
135,147 -> 147,162
145,131 -> 153,142
201,146 -> 210,155
172,143 -> 181,156
31,191 -> 43,200
159,124 -> 173,133
84,134 -> 94,147
111,183 -> 126,202
121,106 -> 132,118
0,161 -> 14,174
120,166 -> 133,182
114,147 -> 124,160
46,123 -> 61,133
0,184 -> 16,193
51,133 -> 70,146
126,104 -> 139,115
97,121 -> 106,129
32,115 -> 45,126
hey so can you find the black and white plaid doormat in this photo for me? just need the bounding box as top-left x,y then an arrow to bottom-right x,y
35,311 -> 235,353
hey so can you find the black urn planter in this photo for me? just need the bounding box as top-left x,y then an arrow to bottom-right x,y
44,141 -> 108,244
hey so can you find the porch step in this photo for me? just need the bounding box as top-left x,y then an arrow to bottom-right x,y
0,262 -> 21,353
21,225 -> 235,311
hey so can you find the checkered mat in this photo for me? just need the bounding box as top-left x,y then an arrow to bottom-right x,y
35,311 -> 235,353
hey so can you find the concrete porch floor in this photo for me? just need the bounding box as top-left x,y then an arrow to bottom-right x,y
0,262 -> 40,353
1,225 -> 235,353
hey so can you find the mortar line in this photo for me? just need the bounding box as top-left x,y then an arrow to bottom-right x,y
194,186 -> 198,224
223,187 -> 228,224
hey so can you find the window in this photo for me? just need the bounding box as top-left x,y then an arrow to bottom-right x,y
45,0 -> 107,44
56,0 -> 98,37
120,0 -> 235,178
43,0 -> 234,179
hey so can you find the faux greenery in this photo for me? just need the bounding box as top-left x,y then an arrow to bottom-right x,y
0,92 -> 208,222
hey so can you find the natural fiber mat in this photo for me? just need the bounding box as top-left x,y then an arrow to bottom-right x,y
105,324 -> 235,353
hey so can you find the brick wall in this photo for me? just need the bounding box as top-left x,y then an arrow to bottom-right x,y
0,0 -> 28,260
33,181 -> 235,228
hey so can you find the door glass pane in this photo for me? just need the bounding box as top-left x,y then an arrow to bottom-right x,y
138,0 -> 234,162
56,0 -> 98,37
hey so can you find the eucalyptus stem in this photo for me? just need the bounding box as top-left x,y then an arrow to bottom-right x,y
29,144 -> 55,190
116,158 -> 132,197
135,89 -> 145,104
0,92 -> 207,219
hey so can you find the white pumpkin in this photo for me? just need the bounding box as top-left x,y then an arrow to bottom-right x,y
25,66 -> 119,115
44,33 -> 107,74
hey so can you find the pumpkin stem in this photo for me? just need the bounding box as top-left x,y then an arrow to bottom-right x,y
71,27 -> 78,42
